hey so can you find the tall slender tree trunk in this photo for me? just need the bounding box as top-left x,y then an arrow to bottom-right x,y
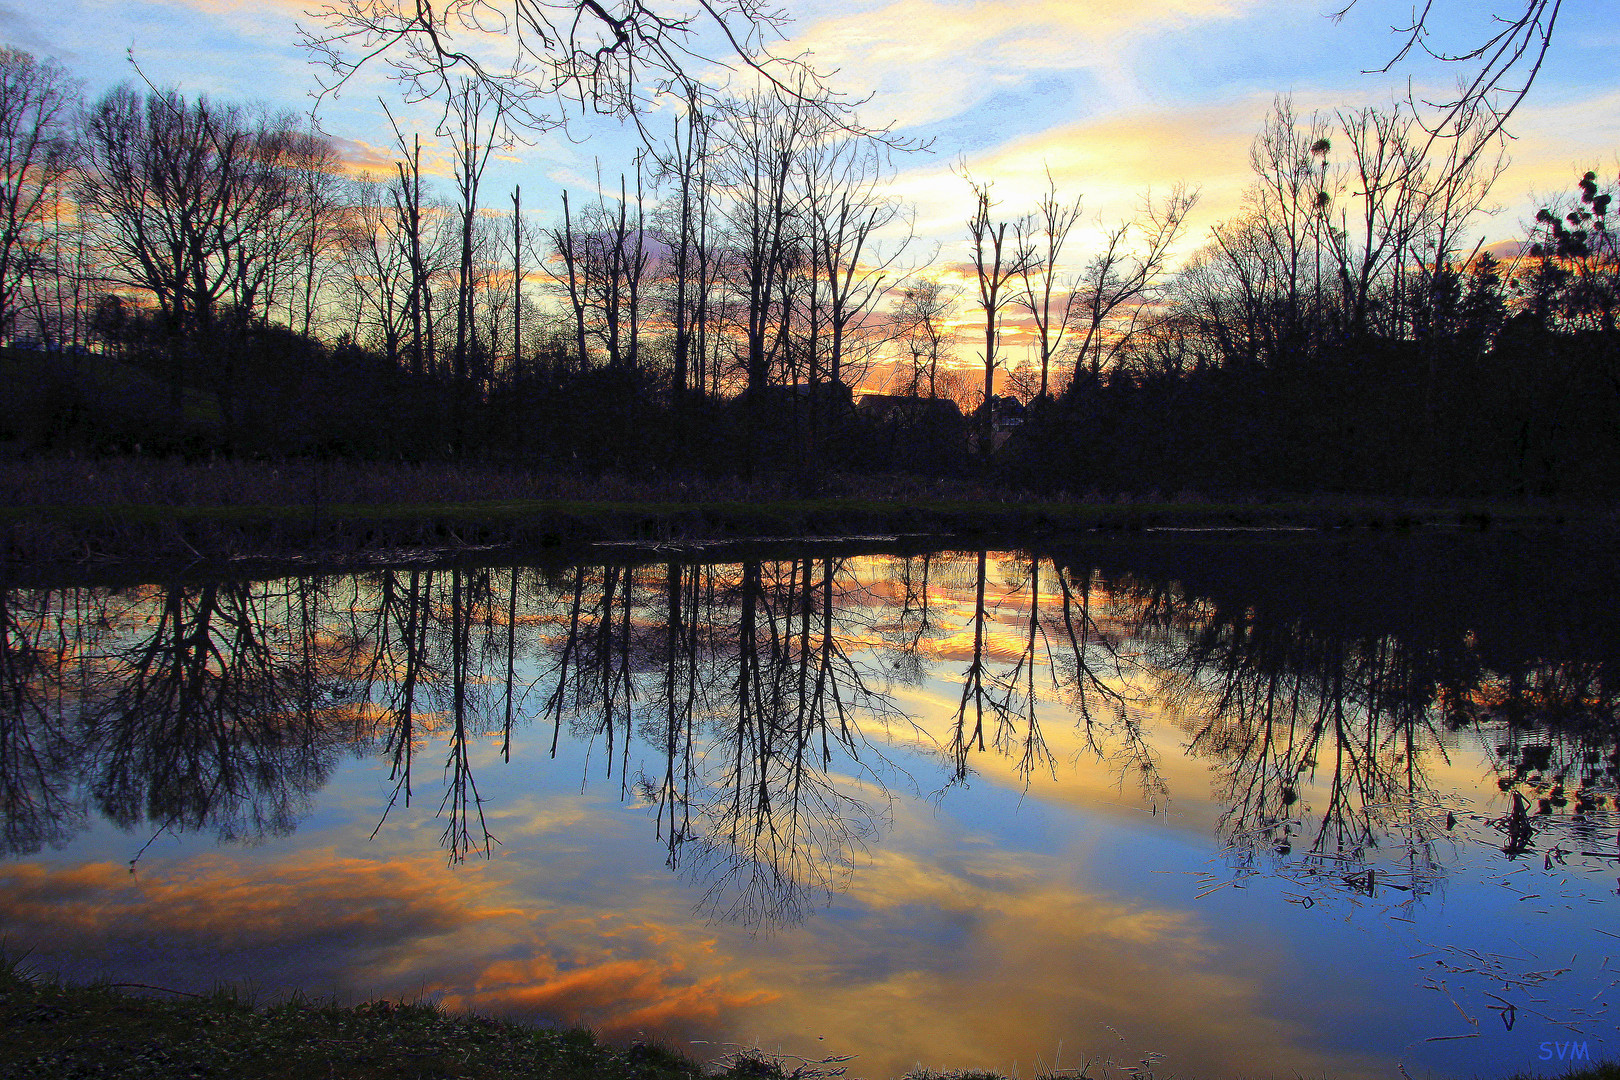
562,191 -> 588,371
511,186 -> 522,386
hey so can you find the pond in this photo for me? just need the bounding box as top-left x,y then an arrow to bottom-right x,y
2,531 -> 1616,1078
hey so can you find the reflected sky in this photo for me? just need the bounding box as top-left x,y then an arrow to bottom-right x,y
2,537 -> 1616,1078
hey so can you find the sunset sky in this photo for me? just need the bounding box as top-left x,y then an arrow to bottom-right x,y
5,0 -> 1619,329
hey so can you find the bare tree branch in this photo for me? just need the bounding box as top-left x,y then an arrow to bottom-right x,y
298,0 -> 888,142
1333,0 -> 1561,148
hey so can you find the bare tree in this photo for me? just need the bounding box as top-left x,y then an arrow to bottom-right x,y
1071,184 -> 1197,379
1244,97 -> 1333,348
279,130 -> 347,339
1523,171 -> 1619,334
23,187 -> 95,351
961,170 -> 1035,454
801,132 -> 910,391
509,185 -> 525,384
334,174 -> 413,364
385,111 -> 435,377
716,87 -> 817,399
547,189 -> 592,370
75,85 -> 329,409
1014,169 -> 1083,401
1174,211 -> 1290,369
892,278 -> 959,401
1158,94 -> 1501,382
649,93 -> 719,399
0,48 -> 79,343
299,0 -> 829,139
447,78 -> 507,445
547,171 -> 652,372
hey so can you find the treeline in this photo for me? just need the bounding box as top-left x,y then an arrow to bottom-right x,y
1,41 -> 1617,496
0,49 -> 939,476
1003,103 -> 1620,498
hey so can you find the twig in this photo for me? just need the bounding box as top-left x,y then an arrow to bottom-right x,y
106,982 -> 205,998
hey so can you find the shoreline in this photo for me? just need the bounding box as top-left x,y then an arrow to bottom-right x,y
1,967 -> 1612,1080
3,491 -> 1606,577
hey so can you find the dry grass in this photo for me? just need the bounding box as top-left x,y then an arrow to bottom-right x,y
0,455 -> 1580,515
0,455 -> 1073,511
0,456 -> 771,508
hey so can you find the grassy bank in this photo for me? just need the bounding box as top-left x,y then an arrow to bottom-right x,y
0,963 -> 818,1080
2,456 -> 1612,568
1,966 -> 1613,1080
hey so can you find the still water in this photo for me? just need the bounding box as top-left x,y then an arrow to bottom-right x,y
2,533 -> 1616,1078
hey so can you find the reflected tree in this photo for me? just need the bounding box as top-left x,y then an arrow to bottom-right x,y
80,581 -> 359,846
686,558 -> 893,926
1110,569 -> 1468,898
8,540 -> 1618,929
0,586 -> 85,854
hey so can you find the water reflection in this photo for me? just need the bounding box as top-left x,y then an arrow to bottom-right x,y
4,536 -> 1620,1072
1083,539 -> 1620,884
5,542 -> 1619,896
0,587 -> 82,854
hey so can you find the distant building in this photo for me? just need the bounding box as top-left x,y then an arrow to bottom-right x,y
965,394 -> 1025,452
752,379 -> 854,413
854,392 -> 968,470
855,392 -> 963,425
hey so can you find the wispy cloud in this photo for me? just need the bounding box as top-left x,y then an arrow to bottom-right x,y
1482,87 -> 1620,228
790,0 -> 1267,130
0,4 -> 71,55
890,94 -> 1270,281
328,136 -> 398,176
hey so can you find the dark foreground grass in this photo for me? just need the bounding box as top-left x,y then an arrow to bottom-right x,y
0,962 -> 826,1080
1,964 -> 1614,1080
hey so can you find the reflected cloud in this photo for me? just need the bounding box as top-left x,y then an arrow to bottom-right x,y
0,848 -> 766,1043
0,822 -> 1373,1079
729,838 -> 1368,1080
3,543 -> 1618,1076
451,951 -> 774,1039
1,853 -> 486,949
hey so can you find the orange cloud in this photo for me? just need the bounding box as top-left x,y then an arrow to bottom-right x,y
698,836 -> 1379,1080
0,848 -> 764,1043
895,95 -> 1267,263
328,136 -> 399,177
447,954 -> 774,1038
0,784 -> 1397,1080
